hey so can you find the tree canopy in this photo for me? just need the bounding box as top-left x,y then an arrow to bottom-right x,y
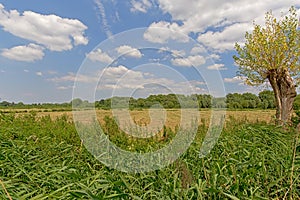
234,7 -> 300,86
234,7 -> 300,124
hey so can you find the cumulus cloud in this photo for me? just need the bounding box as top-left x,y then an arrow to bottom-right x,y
197,23 -> 252,52
49,65 -> 207,95
1,43 -> 44,62
130,0 -> 152,13
98,66 -> 206,94
86,48 -> 114,63
36,71 -> 43,76
224,76 -> 246,84
171,55 -> 206,67
0,3 -> 88,51
144,21 -> 189,43
150,0 -> 300,51
207,64 -> 227,70
190,46 -> 206,55
99,65 -> 145,89
158,47 -> 186,57
116,45 -> 143,58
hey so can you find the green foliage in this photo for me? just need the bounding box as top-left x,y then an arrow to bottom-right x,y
234,7 -> 300,86
0,92 -> 280,111
0,113 -> 299,199
226,91 -> 274,109
294,94 -> 300,110
259,90 -> 276,109
292,95 -> 300,125
95,94 -> 212,110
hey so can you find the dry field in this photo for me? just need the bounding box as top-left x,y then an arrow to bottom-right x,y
3,108 -> 277,129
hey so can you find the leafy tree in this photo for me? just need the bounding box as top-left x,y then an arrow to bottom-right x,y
234,7 -> 300,125
0,101 -> 10,107
242,92 -> 261,108
71,98 -> 83,107
294,94 -> 300,110
212,97 -> 226,108
258,90 -> 275,109
226,93 -> 243,109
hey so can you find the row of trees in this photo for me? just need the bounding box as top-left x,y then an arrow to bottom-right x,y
0,101 -> 71,110
95,94 -> 212,109
94,91 -> 298,110
1,91 -> 299,111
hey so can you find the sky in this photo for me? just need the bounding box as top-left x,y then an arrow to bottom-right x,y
0,0 -> 299,103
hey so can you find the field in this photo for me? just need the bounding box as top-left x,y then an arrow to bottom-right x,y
8,109 -> 276,128
0,109 -> 299,199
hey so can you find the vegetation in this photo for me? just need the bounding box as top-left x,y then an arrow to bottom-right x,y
0,112 -> 299,199
94,91 -> 277,110
234,7 -> 300,125
1,91 -> 294,111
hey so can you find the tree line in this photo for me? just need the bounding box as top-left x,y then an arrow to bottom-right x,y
94,91 -> 300,110
1,91 -> 299,110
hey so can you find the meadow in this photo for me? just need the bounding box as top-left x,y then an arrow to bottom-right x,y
0,109 -> 299,199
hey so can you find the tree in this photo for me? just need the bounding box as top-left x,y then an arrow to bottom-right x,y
258,90 -> 275,109
234,7 -> 300,125
71,98 -> 83,107
294,94 -> 300,110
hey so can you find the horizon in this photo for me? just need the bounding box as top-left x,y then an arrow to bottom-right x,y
0,90 -> 282,105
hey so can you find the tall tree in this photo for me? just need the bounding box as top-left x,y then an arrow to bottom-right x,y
234,7 -> 300,125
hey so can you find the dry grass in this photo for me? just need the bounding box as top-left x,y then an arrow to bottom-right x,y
1,109 -> 275,129
10,109 -> 276,129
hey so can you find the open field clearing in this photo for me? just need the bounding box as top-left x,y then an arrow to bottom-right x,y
1,108 -> 277,128
0,110 -> 299,199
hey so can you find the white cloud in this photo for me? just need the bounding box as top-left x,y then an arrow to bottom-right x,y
209,54 -> 221,61
171,55 -> 206,67
86,49 -> 114,63
49,65 -> 207,95
153,0 -> 300,51
36,71 -> 43,76
130,0 -> 152,13
116,45 -> 143,58
190,46 -> 206,55
0,69 -> 5,73
1,43 -> 44,62
224,76 -> 246,84
94,0 -> 112,38
98,66 -> 206,94
207,64 -> 227,70
0,4 -> 88,51
144,21 -> 189,43
49,72 -> 98,83
99,65 -> 145,89
158,47 -> 186,57
197,23 -> 252,52
57,85 -> 74,90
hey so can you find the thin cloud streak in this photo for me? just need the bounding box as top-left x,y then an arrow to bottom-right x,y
94,0 -> 113,38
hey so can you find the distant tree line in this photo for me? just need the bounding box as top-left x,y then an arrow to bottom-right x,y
94,91 -> 299,110
1,91 -> 300,110
0,101 -> 71,111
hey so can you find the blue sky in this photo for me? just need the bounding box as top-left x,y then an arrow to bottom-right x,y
0,0 -> 299,103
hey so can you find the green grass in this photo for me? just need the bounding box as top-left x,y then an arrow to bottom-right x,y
0,112 -> 299,199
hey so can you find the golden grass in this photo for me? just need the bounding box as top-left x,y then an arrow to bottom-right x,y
1,108 -> 276,128
10,109 -> 275,129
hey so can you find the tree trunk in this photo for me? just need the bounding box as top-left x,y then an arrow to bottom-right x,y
268,69 -> 297,126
